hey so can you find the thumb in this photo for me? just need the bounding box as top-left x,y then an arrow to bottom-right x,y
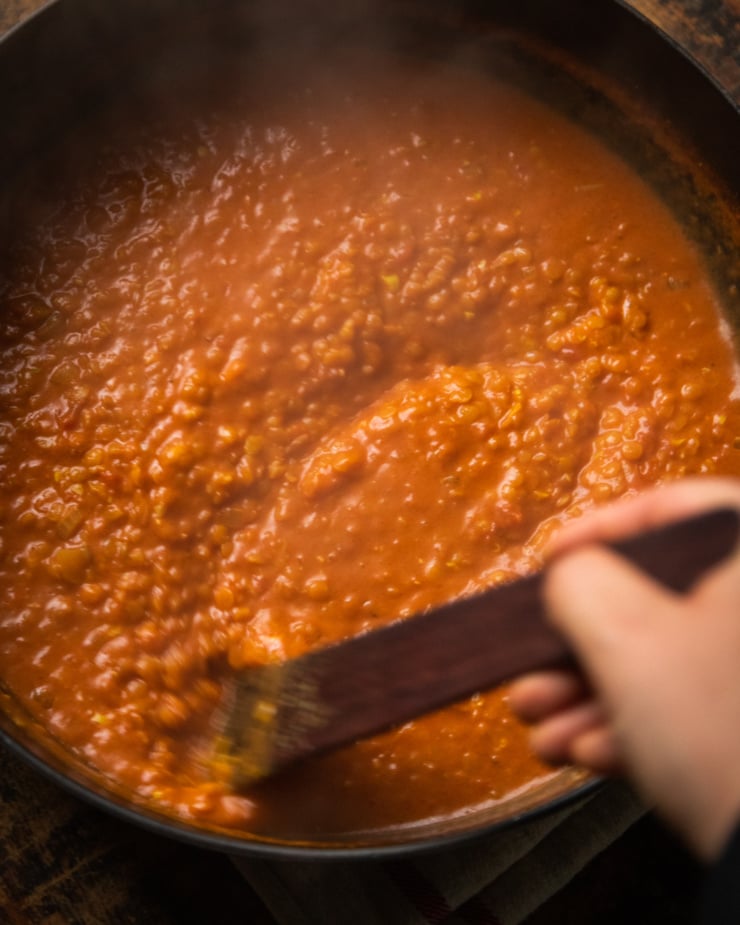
544,545 -> 678,704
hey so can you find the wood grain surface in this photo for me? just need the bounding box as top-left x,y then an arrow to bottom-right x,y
1,748 -> 274,925
0,1 -> 730,923
0,0 -> 38,31
628,0 -> 740,102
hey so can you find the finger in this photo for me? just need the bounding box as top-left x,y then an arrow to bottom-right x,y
530,700 -> 608,765
570,726 -> 624,775
508,670 -> 589,723
546,477 -> 740,559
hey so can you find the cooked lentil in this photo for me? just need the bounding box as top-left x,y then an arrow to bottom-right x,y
1,44 -> 739,838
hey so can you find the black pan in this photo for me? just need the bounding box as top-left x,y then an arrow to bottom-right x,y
0,0 -> 738,859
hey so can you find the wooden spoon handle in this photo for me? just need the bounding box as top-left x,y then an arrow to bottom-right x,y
222,506 -> 740,783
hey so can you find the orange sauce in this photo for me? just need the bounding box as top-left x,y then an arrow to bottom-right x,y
1,44 -> 739,837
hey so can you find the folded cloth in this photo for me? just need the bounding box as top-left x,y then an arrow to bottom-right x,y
234,781 -> 644,925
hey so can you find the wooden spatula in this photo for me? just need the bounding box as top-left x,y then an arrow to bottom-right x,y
209,507 -> 739,787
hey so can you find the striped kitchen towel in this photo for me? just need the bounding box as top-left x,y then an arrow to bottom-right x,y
234,781 -> 643,925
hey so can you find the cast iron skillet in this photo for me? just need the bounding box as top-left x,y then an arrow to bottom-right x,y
0,0 -> 738,859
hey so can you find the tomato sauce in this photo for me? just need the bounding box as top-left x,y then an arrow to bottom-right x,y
1,42 -> 739,838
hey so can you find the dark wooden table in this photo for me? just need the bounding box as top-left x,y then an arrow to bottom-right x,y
0,0 -> 727,921
0,725 -> 703,925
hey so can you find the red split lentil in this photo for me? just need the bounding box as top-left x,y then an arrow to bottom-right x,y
1,45 -> 740,839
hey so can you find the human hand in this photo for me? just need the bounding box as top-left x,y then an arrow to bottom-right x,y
508,477 -> 740,861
